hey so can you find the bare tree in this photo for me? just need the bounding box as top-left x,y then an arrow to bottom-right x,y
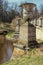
3,1 -> 8,11
0,0 -> 19,23
33,7 -> 39,25
33,7 -> 39,18
0,0 -> 3,21
40,4 -> 43,15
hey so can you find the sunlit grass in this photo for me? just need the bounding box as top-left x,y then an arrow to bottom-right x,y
6,32 -> 15,38
2,54 -> 43,65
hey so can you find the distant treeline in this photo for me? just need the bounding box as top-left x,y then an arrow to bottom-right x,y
0,0 -> 43,23
0,0 -> 20,23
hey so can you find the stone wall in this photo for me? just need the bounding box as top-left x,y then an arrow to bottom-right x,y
18,22 -> 36,46
36,27 -> 43,41
18,22 -> 28,45
30,18 -> 43,42
28,24 -> 36,42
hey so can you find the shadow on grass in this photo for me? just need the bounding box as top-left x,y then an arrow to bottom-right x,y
28,41 -> 43,49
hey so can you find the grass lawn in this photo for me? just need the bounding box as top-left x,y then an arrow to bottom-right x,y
2,54 -> 43,65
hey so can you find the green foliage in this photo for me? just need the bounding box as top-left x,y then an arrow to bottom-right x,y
6,32 -> 14,38
2,55 -> 43,65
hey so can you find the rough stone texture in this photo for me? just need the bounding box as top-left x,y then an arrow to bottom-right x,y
12,47 -> 26,58
18,22 -> 28,46
36,27 -> 43,41
18,22 -> 36,46
28,25 -> 36,41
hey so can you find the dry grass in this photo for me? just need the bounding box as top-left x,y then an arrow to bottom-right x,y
2,54 -> 43,65
1,47 -> 43,65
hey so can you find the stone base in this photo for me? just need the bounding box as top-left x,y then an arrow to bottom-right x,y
11,47 -> 26,59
